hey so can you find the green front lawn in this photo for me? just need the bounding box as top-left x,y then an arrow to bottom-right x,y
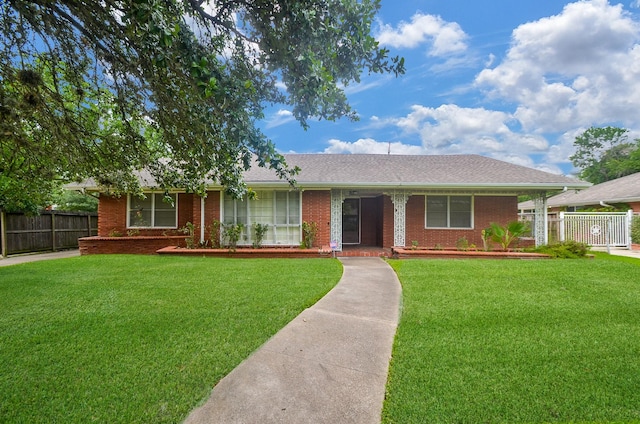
0,255 -> 342,423
383,257 -> 640,423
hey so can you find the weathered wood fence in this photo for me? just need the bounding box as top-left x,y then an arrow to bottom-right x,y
0,211 -> 98,257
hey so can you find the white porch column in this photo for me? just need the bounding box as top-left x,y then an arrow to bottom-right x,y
391,190 -> 410,247
330,189 -> 344,251
533,193 -> 548,247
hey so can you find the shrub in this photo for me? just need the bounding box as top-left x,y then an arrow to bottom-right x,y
210,219 -> 222,248
223,223 -> 245,251
181,221 -> 196,249
488,221 -> 529,250
252,223 -> 269,248
300,221 -> 318,249
455,237 -> 469,251
631,215 -> 640,244
532,240 -> 590,258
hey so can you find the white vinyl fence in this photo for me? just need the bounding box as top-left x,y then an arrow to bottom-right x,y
559,211 -> 633,249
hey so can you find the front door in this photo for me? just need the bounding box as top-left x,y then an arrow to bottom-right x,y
342,198 -> 360,244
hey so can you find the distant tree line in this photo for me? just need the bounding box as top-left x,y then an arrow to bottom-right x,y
571,126 -> 640,184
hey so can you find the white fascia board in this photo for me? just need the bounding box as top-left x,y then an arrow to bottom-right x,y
290,181 -> 591,191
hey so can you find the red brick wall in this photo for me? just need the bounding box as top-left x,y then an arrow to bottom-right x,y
79,236 -> 186,255
97,193 -> 194,237
383,194 -> 519,248
302,190 -> 331,247
97,195 -> 127,236
382,195 -> 395,248
204,191 -> 221,243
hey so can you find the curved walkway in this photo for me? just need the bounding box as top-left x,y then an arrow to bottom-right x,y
184,257 -> 402,424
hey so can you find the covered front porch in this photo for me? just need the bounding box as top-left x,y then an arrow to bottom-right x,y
329,189 -> 550,251
329,189 -> 412,251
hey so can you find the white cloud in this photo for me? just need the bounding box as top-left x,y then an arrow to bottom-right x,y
475,0 -> 640,132
323,138 -> 425,155
265,109 -> 295,129
376,13 -> 468,56
391,104 -> 552,158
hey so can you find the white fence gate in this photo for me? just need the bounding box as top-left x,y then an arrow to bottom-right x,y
559,211 -> 633,249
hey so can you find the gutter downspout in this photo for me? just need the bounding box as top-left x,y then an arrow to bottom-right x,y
599,201 -> 614,208
200,196 -> 206,243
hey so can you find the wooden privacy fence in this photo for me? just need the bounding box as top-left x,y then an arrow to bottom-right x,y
0,211 -> 98,257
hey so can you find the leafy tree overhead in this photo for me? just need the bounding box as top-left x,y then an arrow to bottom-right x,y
570,126 -> 640,184
55,190 -> 99,212
1,0 -> 404,211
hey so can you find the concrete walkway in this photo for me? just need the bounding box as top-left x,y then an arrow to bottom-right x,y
590,246 -> 640,258
0,249 -> 80,267
184,257 -> 402,424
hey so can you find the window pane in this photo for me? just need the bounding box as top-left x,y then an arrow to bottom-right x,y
450,196 -> 471,228
129,195 -> 152,227
236,198 -> 248,226
250,191 -> 273,223
275,192 -> 288,224
153,194 -> 176,227
223,195 -> 235,224
288,192 -> 300,223
426,196 -> 447,227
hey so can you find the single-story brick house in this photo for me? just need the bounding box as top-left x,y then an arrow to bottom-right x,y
519,171 -> 640,213
72,154 -> 589,254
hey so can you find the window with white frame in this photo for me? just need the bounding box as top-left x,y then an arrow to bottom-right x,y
425,195 -> 472,228
128,193 -> 177,228
223,190 -> 301,245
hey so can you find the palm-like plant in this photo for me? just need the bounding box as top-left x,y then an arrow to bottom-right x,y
488,221 -> 529,250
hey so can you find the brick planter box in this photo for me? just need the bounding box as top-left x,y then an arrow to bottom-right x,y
392,247 -> 550,259
157,245 -> 332,259
78,236 -> 186,255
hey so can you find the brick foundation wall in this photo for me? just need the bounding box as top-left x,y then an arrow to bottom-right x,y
79,236 -> 186,255
302,190 -> 331,247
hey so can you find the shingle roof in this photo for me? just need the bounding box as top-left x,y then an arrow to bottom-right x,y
69,154 -> 589,192
519,171 -> 640,209
244,154 -> 588,190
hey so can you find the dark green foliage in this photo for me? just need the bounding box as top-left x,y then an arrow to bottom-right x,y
632,215 -> 640,244
1,1 -> 404,210
531,240 -> 590,258
570,126 -> 640,184
54,190 -> 98,212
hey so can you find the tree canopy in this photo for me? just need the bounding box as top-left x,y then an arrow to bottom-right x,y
1,0 -> 404,212
570,126 -> 640,184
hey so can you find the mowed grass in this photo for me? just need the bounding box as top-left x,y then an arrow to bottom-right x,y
384,257 -> 640,423
0,255 -> 342,423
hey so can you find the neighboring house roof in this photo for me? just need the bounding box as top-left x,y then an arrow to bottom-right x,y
519,171 -> 640,210
69,154 -> 589,192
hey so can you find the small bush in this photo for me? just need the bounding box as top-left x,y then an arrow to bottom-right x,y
532,240 -> 590,258
455,237 -> 469,251
631,215 -> 640,244
300,221 -> 318,249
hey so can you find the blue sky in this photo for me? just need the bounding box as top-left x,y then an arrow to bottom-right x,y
259,0 -> 640,177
